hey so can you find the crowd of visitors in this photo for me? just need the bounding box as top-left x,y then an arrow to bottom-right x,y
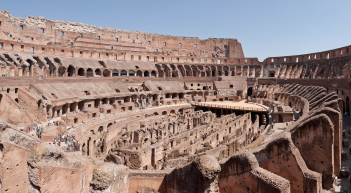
50,134 -> 80,152
29,123 -> 43,138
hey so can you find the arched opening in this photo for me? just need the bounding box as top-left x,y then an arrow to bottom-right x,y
179,93 -> 184,99
112,69 -> 119,76
77,68 -> 85,76
103,69 -> 110,77
137,70 -> 142,77
37,100 -> 42,108
58,66 -> 66,76
121,70 -> 127,76
107,123 -> 113,129
170,110 -> 175,114
151,71 -> 156,77
98,126 -> 104,134
86,68 -> 93,77
67,65 -> 75,76
144,71 -> 149,77
129,70 -> 135,76
95,69 -> 101,76
162,111 -> 167,115
247,87 -> 253,97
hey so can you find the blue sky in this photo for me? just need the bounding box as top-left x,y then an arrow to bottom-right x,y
1,0 -> 350,61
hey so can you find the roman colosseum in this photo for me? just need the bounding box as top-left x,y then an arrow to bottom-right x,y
0,10 -> 348,192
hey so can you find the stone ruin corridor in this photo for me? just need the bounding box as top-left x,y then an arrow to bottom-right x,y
0,9 -> 348,193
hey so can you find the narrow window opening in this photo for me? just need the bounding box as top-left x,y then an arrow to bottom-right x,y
148,41 -> 151,44
10,44 -> 13,49
97,36 -> 100,40
79,34 -> 83,38
163,42 -> 166,46
21,45 -> 24,49
132,39 -> 135,43
31,47 -> 34,54
61,31 -> 64,36
41,28 -> 44,33
20,25 -> 23,30
179,43 -> 182,47
115,38 -> 118,42
194,44 -> 197,48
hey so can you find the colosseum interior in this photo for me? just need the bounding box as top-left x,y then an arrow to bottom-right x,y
0,9 -> 349,193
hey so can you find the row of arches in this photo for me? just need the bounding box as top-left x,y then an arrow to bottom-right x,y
76,68 -> 157,77
155,64 -> 260,78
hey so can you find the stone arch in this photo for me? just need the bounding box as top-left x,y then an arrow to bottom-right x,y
129,70 -> 135,76
144,71 -> 150,77
77,68 -> 85,76
58,66 -> 66,76
86,68 -> 93,77
121,70 -> 127,76
95,69 -> 102,76
162,111 -> 167,115
112,69 -> 119,76
151,70 -> 156,77
103,69 -> 110,77
136,70 -> 142,77
67,65 -> 75,76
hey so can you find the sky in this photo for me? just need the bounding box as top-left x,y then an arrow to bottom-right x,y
1,0 -> 350,61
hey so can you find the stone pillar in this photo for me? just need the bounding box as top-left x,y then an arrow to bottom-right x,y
53,108 -> 57,118
241,66 -> 243,76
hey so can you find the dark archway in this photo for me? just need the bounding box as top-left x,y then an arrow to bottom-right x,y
129,70 -> 135,77
151,71 -> 156,77
103,69 -> 110,77
144,71 -> 149,77
247,87 -> 253,97
86,68 -> 93,77
112,69 -> 119,76
95,69 -> 101,76
121,70 -> 127,76
77,68 -> 85,76
67,65 -> 75,77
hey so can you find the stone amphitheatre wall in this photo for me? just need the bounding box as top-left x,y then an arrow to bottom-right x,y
0,8 -> 347,193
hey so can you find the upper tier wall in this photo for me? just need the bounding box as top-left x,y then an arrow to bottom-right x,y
263,45 -> 351,64
0,10 -> 246,60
